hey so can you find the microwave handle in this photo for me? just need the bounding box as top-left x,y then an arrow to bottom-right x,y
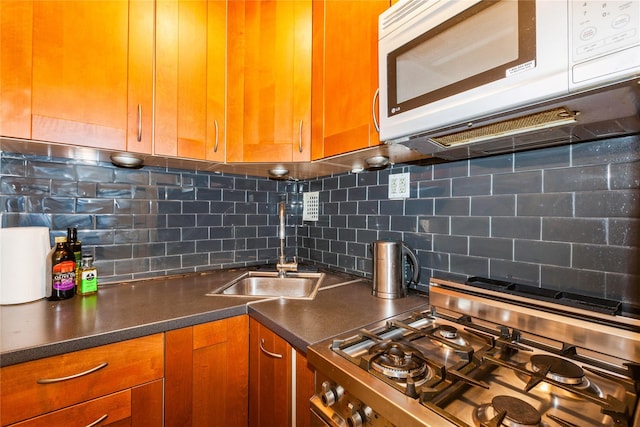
372,88 -> 380,133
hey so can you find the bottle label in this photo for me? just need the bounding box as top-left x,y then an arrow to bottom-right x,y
80,268 -> 98,294
53,260 -> 76,291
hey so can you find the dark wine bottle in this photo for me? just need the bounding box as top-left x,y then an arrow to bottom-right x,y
48,236 -> 76,300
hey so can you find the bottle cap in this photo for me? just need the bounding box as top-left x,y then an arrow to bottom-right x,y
54,236 -> 67,243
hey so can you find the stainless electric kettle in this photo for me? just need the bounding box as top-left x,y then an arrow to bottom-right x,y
371,240 -> 420,299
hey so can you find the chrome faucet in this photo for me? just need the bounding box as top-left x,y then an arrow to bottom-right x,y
276,201 -> 297,277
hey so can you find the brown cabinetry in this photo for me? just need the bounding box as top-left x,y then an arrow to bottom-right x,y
0,0 -> 153,153
249,318 -> 315,427
311,0 -> 389,159
165,315 -> 249,427
0,334 -> 164,426
155,0 -> 226,161
227,0 -> 312,163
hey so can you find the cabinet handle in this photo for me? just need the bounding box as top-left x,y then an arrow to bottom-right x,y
137,104 -> 142,142
37,362 -> 109,384
372,88 -> 380,133
298,120 -> 304,152
259,338 -> 283,359
213,119 -> 219,152
86,414 -> 109,427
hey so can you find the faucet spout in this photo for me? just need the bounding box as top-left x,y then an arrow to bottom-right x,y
276,201 -> 297,277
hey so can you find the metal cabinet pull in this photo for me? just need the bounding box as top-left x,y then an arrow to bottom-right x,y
259,338 -> 283,359
37,362 -> 109,384
298,120 -> 304,152
372,88 -> 380,133
86,414 -> 109,427
137,104 -> 142,142
213,119 -> 219,152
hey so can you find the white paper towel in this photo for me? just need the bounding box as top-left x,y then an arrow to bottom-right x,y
0,227 -> 51,304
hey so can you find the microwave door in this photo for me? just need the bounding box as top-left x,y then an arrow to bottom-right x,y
386,0 -> 536,119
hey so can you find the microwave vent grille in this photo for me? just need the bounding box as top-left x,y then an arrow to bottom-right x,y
431,107 -> 578,148
381,0 -> 428,30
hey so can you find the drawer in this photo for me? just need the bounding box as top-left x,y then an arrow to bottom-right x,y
8,389 -> 131,427
1,334 -> 163,425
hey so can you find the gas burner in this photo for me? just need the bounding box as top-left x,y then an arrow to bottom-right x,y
438,324 -> 458,339
515,355 -> 604,399
473,395 -> 549,427
369,342 -> 429,382
531,355 -> 584,385
431,325 -> 471,350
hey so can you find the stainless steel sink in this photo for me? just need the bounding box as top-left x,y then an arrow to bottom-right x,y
207,271 -> 324,299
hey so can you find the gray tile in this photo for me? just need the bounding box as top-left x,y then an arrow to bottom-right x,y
452,175 -> 491,196
544,165 -> 608,192
77,198 -> 114,214
609,161 -> 640,190
433,235 -> 468,255
418,216 -> 449,234
609,218 -> 640,246
28,161 -> 75,180
166,187 -> 196,200
489,259 -> 539,285
450,255 -> 489,277
540,266 -> 606,295
434,159 -> 468,179
167,241 -> 196,256
573,244 -> 639,275
517,193 -> 573,217
575,190 -> 640,218
493,171 -> 542,194
380,200 -> 403,215
115,199 -> 150,214
418,179 -> 450,198
451,216 -> 489,237
514,144 -> 570,170
470,154 -> 513,176
97,183 -> 133,198
358,200 -> 379,215
469,237 -> 512,259
1,177 -> 50,195
168,214 -> 195,227
114,169 -> 149,185
390,215 -> 417,232
471,195 -> 515,216
435,198 -> 470,216
604,273 -> 640,304
572,135 -> 640,166
542,218 -> 607,244
96,214 -> 134,229
52,214 -> 92,230
491,217 -> 542,240
514,240 -> 571,267
368,216 -> 390,231
0,158 -> 26,176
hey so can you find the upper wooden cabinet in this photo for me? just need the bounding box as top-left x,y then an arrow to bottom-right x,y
0,1 -> 33,140
311,0 -> 389,160
155,0 -> 226,162
227,0 -> 312,163
0,0 -> 154,153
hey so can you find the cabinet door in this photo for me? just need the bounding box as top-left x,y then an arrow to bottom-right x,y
249,318 -> 293,427
0,1 -> 32,139
165,315 -> 249,427
1,334 -> 164,426
311,0 -> 389,159
155,0 -> 226,161
227,0 -> 312,163
28,0 -> 152,153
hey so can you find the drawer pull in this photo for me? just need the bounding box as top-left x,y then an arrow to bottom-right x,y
86,414 -> 109,427
37,362 -> 109,384
259,338 -> 283,359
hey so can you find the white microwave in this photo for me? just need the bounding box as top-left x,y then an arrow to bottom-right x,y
379,0 -> 640,159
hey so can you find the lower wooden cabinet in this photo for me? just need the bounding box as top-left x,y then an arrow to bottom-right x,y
0,334 -> 164,426
249,318 -> 315,427
165,315 -> 249,427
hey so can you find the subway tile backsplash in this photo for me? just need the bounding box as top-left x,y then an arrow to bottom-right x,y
1,135 -> 639,306
302,135 -> 639,306
1,153 -> 301,283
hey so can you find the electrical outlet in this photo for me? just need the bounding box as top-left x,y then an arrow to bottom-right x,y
303,192 -> 319,221
388,172 -> 410,199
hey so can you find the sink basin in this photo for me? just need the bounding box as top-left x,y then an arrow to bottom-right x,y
207,271 -> 324,299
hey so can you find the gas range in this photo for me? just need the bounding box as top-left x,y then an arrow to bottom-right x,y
307,278 -> 640,427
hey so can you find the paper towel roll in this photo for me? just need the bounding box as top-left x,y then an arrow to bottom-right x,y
0,227 -> 51,304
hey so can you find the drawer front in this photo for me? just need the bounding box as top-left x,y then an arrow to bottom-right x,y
8,389 -> 131,427
1,334 -> 164,425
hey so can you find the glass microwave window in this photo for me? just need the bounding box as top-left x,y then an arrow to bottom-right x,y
387,0 -> 536,115
396,1 -> 519,104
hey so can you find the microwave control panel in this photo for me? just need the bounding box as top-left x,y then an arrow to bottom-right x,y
571,0 -> 639,61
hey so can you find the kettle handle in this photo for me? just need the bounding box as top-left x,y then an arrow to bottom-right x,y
402,243 -> 420,285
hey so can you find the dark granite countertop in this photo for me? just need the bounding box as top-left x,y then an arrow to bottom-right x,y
0,267 -> 429,367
